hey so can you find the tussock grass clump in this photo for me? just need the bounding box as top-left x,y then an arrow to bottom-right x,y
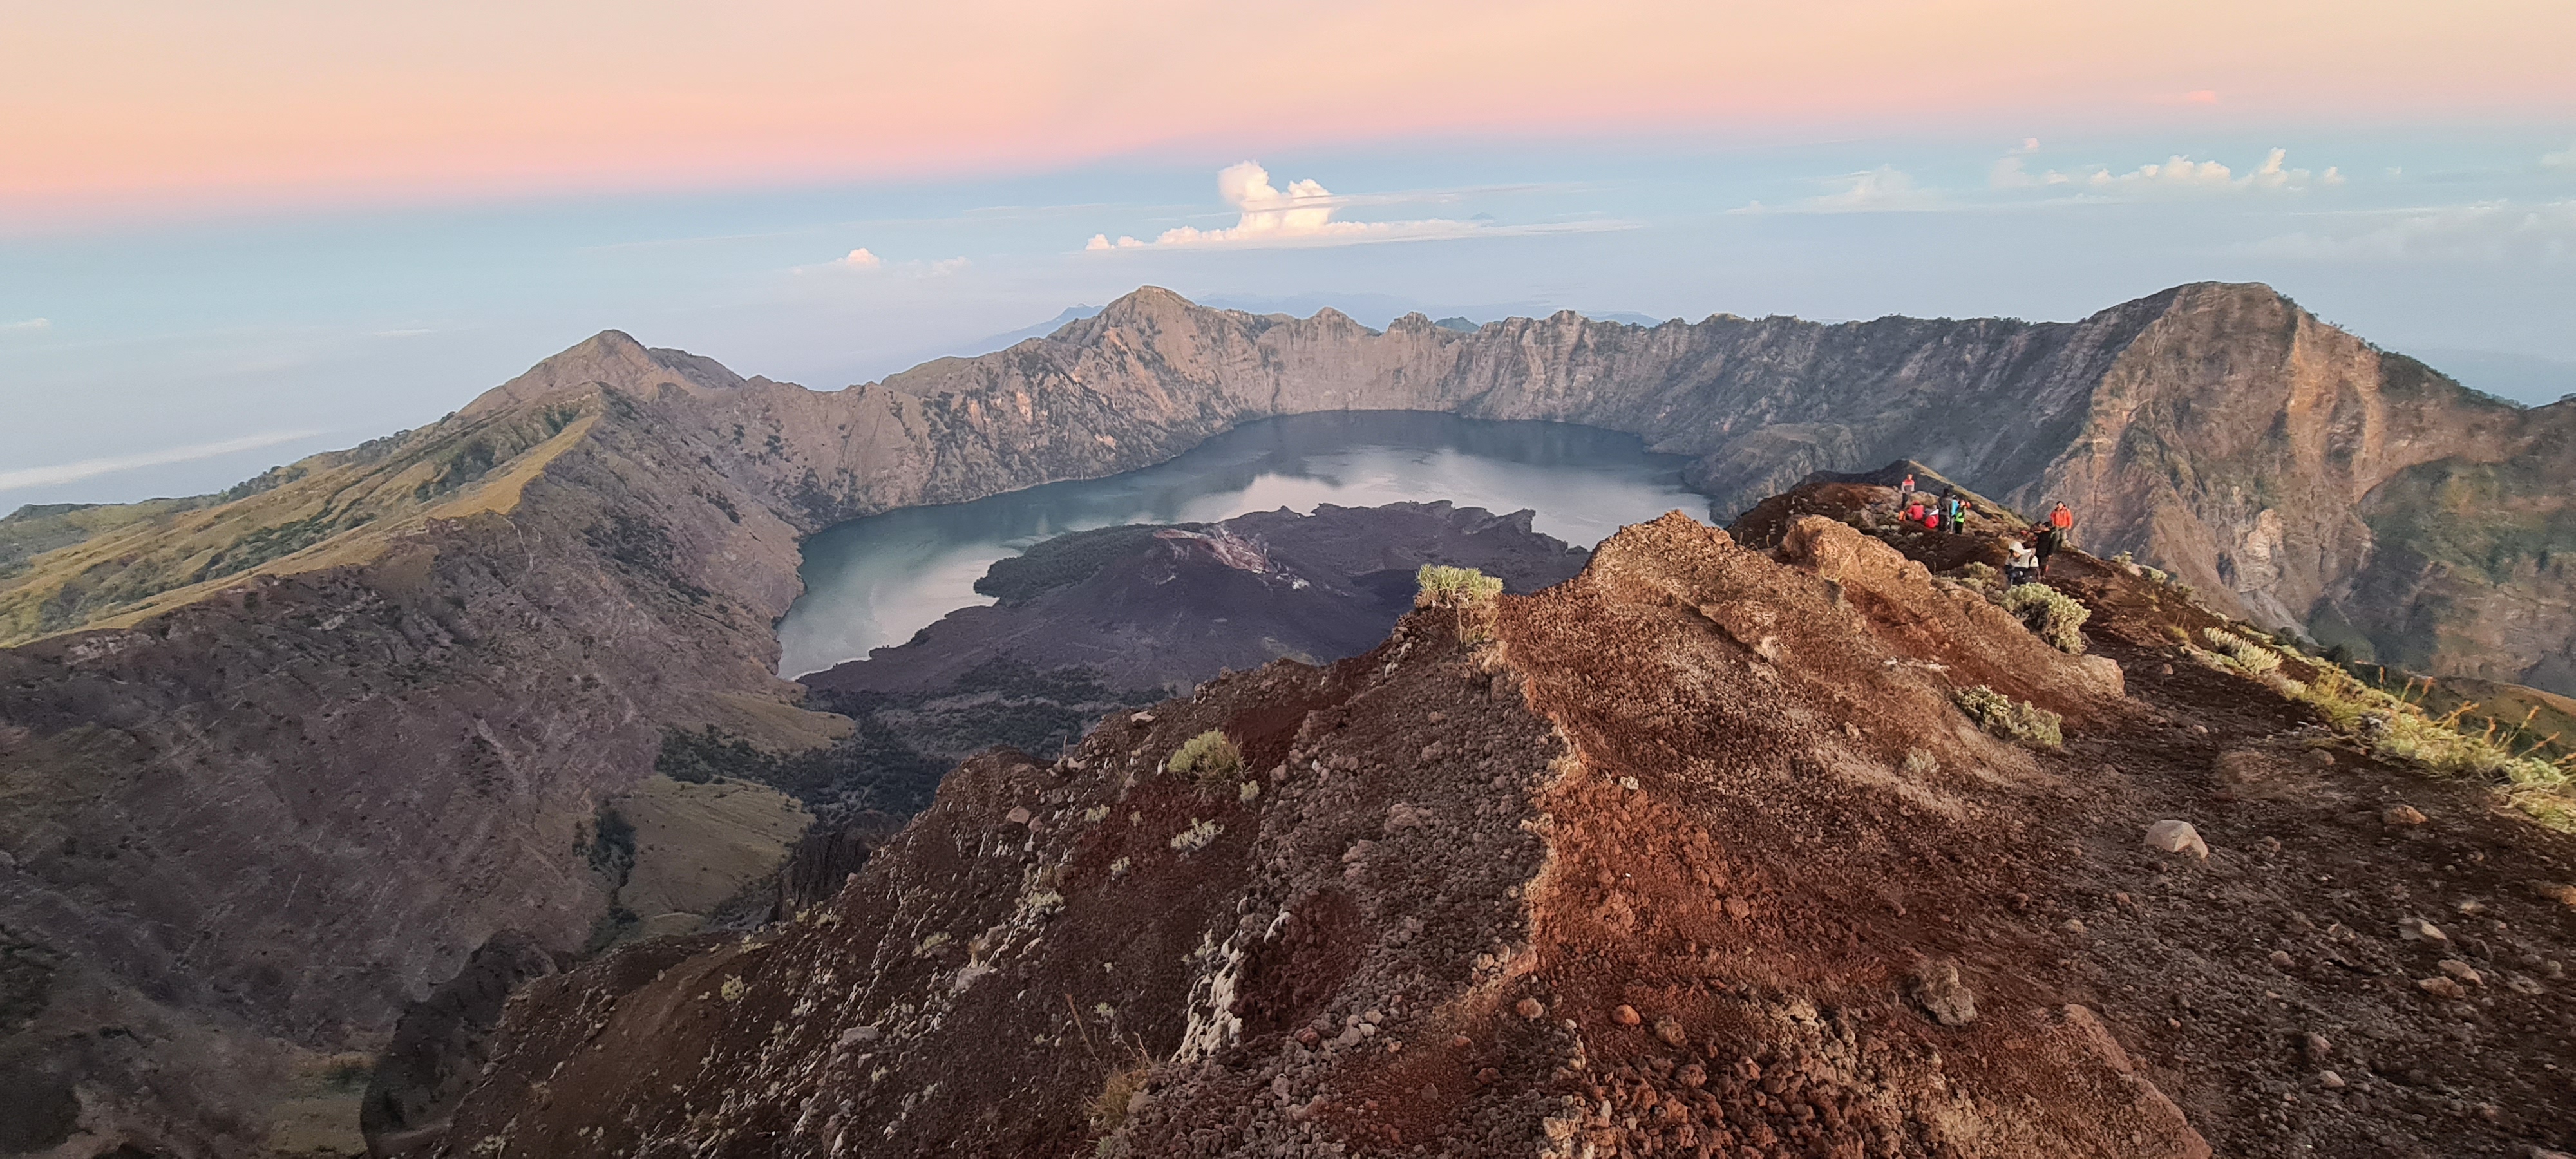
1955,685 -> 2063,748
2307,666 -> 2568,787
2207,647 -> 2576,829
1417,564 -> 1505,641
2003,583 -> 2091,654
1167,730 -> 1240,780
1416,565 -> 1503,609
2202,627 -> 2282,675
1089,1059 -> 1152,1134
1169,818 -> 1221,851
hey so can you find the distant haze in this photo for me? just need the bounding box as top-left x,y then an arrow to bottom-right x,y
1,2 -> 2568,503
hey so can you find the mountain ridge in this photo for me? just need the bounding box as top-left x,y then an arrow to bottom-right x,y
430,502 -> 2576,1158
5,280 -> 2573,1154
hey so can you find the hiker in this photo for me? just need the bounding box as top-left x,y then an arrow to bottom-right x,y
1901,471 -> 1917,496
2048,501 -> 2074,543
1943,493 -> 1965,533
1920,504 -> 1940,530
2034,523 -> 2064,574
2005,536 -> 2040,585
1904,498 -> 1929,527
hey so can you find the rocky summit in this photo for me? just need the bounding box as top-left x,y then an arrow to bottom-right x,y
435,500 -> 2576,1158
2,283 -> 2573,1156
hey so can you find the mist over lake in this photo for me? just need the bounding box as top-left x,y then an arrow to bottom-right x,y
775,410 -> 1705,676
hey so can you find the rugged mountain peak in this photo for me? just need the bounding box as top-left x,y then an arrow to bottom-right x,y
1088,284 -> 1207,326
460,328 -> 747,418
437,496 -> 2576,1157
428,513 -> 2184,1156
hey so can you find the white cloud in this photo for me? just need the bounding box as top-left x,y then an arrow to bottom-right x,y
2544,143 -> 2576,171
2,317 -> 50,332
0,429 -> 327,493
1998,147 -> 2342,195
2242,148 -> 2343,190
2093,154 -> 2243,191
1081,162 -> 1616,250
1137,162 -> 1416,246
1728,165 -> 1949,214
1806,165 -> 1939,211
2252,200 -> 2576,262
793,248 -> 968,277
1989,153 -> 2070,189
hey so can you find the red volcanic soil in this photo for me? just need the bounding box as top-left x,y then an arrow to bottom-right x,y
433,496 -> 2576,1157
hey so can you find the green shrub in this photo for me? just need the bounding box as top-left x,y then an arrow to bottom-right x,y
1168,730 -> 1240,780
1955,685 -> 2063,748
2002,584 -> 2090,654
1948,561 -> 2002,596
1415,565 -> 1503,610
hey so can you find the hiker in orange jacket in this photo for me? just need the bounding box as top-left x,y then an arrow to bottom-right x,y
2037,502 -> 2074,573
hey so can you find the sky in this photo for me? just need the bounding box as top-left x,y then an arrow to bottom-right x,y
3,0 -> 2573,506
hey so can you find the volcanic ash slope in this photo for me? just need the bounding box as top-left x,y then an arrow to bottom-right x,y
442,513 -> 2237,1157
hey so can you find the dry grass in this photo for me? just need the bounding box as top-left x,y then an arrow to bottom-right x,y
1167,731 -> 1240,780
2201,628 -> 2281,675
1954,685 -> 2063,748
1168,818 -> 1221,852
1088,1059 -> 1151,1134
1416,564 -> 1504,640
1415,564 -> 1502,608
2190,627 -> 2576,830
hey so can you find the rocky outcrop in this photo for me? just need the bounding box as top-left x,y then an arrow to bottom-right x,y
774,501 -> 1591,915
436,511 -> 2576,1157
359,931 -> 558,1156
5,282 -> 2571,1153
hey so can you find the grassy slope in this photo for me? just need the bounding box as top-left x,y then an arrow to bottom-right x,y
0,401 -> 598,646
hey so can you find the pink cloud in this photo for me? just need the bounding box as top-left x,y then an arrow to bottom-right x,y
2,1 -> 2567,221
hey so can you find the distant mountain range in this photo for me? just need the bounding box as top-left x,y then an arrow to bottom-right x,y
2409,346 -> 2576,406
3,281 -> 2572,1153
970,304 -> 1104,351
965,300 -> 1677,357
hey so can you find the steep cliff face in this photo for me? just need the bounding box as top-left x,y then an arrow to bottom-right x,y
704,282 -> 2573,687
437,513 -> 2576,1158
4,283 -> 2570,1154
2016,288 -> 2571,674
